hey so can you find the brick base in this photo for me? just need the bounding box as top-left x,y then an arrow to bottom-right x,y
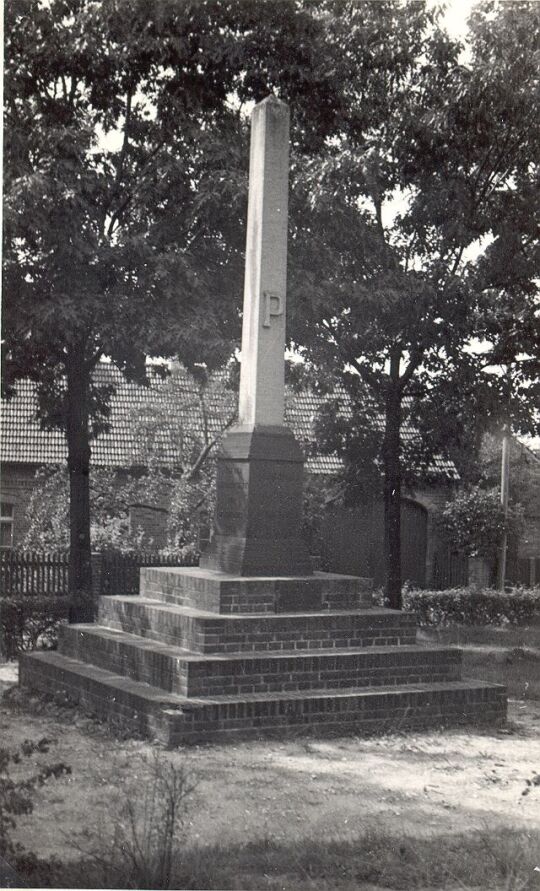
19,568 -> 508,745
20,651 -> 506,746
140,568 -> 373,613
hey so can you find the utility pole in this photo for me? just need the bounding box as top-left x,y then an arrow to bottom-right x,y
497,430 -> 510,591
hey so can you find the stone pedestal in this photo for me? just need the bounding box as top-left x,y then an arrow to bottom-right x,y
20,565 -> 507,745
200,426 -> 312,576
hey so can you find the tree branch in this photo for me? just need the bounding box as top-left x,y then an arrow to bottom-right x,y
105,138 -> 167,238
399,347 -> 424,392
183,411 -> 236,481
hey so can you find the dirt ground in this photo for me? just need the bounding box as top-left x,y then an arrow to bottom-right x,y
1,659 -> 539,876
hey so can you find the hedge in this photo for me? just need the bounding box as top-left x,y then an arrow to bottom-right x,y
401,586 -> 540,627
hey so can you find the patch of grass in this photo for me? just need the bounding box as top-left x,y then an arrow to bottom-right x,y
462,645 -> 540,700
29,826 -> 539,889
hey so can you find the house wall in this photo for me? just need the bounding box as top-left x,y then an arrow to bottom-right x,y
0,463 -> 40,546
129,503 -> 169,550
320,484 -> 456,589
412,484 -> 456,588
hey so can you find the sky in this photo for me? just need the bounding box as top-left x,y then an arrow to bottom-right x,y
440,0 -> 477,40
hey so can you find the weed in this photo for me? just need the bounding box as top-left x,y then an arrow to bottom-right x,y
69,750 -> 197,889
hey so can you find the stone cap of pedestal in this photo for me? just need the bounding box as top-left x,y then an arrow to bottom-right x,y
140,566 -> 374,614
219,424 -> 305,463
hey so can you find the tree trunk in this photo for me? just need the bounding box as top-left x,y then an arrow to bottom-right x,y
383,353 -> 402,609
65,353 -> 93,622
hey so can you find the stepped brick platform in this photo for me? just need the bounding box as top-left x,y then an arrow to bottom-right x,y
19,568 -> 507,744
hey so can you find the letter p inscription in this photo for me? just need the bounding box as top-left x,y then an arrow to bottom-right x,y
262,291 -> 284,328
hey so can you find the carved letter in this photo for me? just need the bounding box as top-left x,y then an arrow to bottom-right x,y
263,291 -> 284,327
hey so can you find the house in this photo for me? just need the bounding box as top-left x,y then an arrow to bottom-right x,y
1,360 -> 462,586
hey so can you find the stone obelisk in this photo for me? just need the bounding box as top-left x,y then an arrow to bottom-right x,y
201,95 -> 312,576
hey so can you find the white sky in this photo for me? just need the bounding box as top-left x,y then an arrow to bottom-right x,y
439,0 -> 477,40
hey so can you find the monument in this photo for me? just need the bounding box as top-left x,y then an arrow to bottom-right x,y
200,95 -> 312,577
20,97 -> 507,744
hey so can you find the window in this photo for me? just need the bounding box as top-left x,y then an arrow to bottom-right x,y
0,502 -> 14,548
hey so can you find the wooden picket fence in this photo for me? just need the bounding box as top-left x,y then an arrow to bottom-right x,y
0,549 -> 199,598
0,550 -> 69,596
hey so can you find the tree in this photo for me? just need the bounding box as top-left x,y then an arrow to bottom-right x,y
7,0 -> 538,617
288,0 -> 540,606
3,0 -> 248,616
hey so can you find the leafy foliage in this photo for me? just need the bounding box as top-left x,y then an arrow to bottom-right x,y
5,1 -> 539,604
400,586 -> 540,627
3,0 -> 250,598
287,0 -> 540,602
21,364 -> 237,552
301,475 -> 343,560
437,487 -> 524,560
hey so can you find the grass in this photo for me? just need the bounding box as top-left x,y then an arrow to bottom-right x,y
461,645 -> 540,701
21,826 -> 540,890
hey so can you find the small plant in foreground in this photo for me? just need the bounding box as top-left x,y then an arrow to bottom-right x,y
72,751 -> 197,890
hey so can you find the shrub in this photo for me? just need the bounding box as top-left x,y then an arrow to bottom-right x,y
0,596 -> 70,660
71,751 -> 196,890
400,586 -> 540,627
436,487 -> 524,561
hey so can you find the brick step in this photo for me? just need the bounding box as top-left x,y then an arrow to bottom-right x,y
59,624 -> 462,697
19,650 -> 507,746
97,596 -> 417,654
140,567 -> 373,614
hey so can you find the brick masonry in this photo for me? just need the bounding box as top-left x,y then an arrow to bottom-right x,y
59,624 -> 462,696
19,568 -> 507,744
20,651 -> 506,746
140,567 -> 373,613
97,597 -> 418,653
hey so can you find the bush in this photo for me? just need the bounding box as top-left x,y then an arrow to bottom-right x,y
436,487 -> 524,561
400,586 -> 540,627
0,596 -> 70,660
71,751 -> 196,890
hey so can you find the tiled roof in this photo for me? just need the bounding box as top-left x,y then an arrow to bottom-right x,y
1,361 -> 458,479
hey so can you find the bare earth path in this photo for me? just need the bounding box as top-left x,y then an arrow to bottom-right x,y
1,660 -> 539,891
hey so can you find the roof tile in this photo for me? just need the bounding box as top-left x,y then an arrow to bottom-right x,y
1,362 -> 458,479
